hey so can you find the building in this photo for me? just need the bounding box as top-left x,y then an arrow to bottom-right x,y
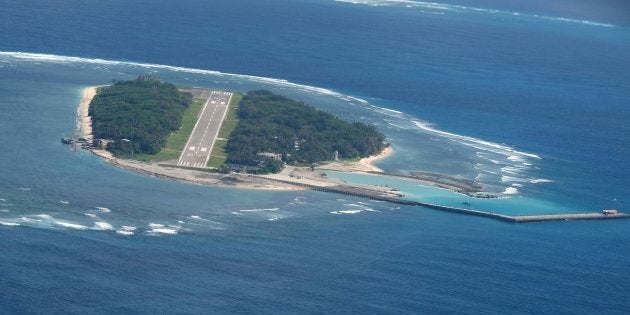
256,152 -> 282,161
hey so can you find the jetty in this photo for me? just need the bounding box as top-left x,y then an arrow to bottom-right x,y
258,175 -> 629,224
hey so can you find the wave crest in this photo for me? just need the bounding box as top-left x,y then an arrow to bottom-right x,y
334,0 -> 614,28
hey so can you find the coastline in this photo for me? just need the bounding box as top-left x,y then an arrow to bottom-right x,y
77,86 -> 97,141
75,86 -> 303,191
358,145 -> 393,172
73,87 -> 481,197
315,146 -> 393,173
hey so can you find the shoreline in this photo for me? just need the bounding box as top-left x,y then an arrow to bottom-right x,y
77,86 -> 97,141
75,86 -> 304,191
358,145 -> 393,172
315,146 -> 393,174
73,87 -> 483,196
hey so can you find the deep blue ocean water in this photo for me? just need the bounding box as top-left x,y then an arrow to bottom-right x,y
1,0 -> 629,313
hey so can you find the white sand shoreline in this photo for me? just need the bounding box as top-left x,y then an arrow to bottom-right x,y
358,146 -> 393,172
77,86 -> 97,141
315,146 -> 393,174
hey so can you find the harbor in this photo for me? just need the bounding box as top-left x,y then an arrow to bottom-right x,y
259,173 -> 629,224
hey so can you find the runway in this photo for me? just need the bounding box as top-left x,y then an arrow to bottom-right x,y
177,90 -> 232,168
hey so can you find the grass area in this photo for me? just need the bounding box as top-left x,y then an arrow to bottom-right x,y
206,93 -> 242,168
132,98 -> 205,162
217,120 -> 238,139
225,94 -> 242,121
130,92 -> 242,167
206,156 -> 227,169
211,140 -> 227,157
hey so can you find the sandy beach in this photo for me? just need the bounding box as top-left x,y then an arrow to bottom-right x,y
315,146 -> 393,173
77,86 -> 97,141
358,145 -> 393,172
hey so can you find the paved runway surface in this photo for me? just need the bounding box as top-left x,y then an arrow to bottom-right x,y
177,90 -> 232,168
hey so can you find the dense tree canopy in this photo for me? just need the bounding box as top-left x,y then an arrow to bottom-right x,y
225,90 -> 386,167
90,76 -> 192,156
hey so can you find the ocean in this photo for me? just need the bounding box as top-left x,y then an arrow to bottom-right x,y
1,0 -> 629,313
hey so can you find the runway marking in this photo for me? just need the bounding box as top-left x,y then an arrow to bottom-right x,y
177,90 -> 233,169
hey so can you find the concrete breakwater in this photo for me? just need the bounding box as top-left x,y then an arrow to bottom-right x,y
85,146 -> 627,224
511,213 -> 630,223
265,178 -> 629,224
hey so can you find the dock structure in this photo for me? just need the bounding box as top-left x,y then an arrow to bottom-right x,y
257,175 -> 629,224
512,213 -> 630,223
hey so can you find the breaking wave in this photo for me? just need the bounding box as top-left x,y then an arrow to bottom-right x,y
0,51 -> 354,101
0,221 -> 20,227
95,206 -> 111,213
0,51 -> 548,196
333,0 -> 614,28
331,210 -> 364,214
237,208 -> 280,213
147,223 -> 180,235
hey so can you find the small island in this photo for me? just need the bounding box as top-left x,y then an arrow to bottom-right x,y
70,77 -> 486,196
69,77 -> 393,191
69,77 -> 490,195
66,77 -> 629,223
83,77 -> 389,174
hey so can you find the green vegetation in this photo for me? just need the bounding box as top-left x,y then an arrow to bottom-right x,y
90,76 -> 192,157
206,93 -> 242,168
225,90 -> 386,172
132,98 -> 205,162
207,156 -> 228,169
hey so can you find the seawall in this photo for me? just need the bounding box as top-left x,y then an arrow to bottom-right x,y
266,178 -> 629,224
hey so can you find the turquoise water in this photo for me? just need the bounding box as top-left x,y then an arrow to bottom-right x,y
327,172 -> 579,215
1,0 -> 629,313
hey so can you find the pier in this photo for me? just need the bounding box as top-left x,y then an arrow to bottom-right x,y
324,185 -> 630,223
258,175 -> 629,224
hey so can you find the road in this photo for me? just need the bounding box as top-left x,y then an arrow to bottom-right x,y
177,90 -> 232,168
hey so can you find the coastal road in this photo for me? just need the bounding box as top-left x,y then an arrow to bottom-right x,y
177,90 -> 232,168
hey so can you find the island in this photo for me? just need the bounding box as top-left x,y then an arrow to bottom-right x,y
69,76 -> 485,195
71,77 -> 403,192
65,77 -> 629,224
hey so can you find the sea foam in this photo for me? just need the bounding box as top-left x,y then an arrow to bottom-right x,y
333,0 -> 614,27
238,208 -> 280,212
331,210 -> 363,214
116,226 -> 137,236
54,221 -> 89,230
92,221 -> 114,231
147,223 -> 180,235
503,187 -> 519,195
95,206 -> 111,213
0,221 -> 20,226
